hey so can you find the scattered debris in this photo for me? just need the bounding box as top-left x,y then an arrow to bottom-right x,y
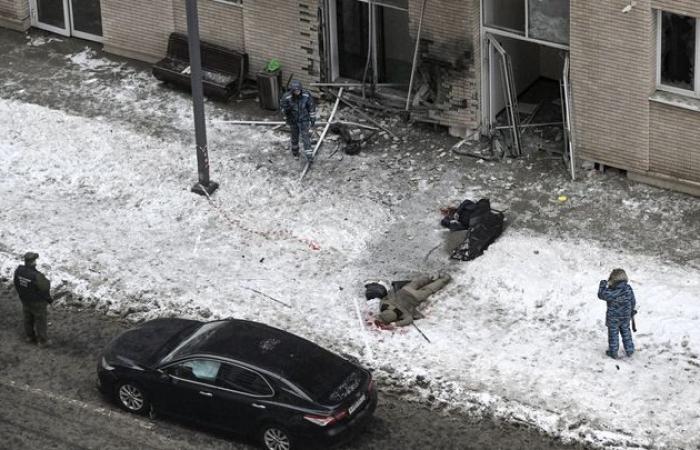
214,119 -> 378,131
412,322 -> 431,343
240,286 -> 291,308
300,87 -> 344,181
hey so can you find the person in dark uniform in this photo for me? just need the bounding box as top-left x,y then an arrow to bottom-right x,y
280,80 -> 316,161
13,252 -> 53,347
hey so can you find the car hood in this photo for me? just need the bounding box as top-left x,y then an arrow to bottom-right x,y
103,318 -> 201,369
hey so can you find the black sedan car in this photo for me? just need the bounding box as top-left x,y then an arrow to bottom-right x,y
97,318 -> 377,450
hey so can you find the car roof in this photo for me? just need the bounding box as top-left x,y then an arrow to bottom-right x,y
168,319 -> 345,374
164,319 -> 362,403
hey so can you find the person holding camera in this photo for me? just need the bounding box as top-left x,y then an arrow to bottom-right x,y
598,268 -> 637,359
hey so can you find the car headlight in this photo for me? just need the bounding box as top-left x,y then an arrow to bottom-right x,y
101,356 -> 115,371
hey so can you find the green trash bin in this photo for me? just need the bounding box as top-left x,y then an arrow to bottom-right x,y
257,68 -> 283,111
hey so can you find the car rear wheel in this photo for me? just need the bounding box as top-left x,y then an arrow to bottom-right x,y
116,381 -> 149,415
259,424 -> 294,450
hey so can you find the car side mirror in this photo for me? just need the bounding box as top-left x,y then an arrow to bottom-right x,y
157,369 -> 171,382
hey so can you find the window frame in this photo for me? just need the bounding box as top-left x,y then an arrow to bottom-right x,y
357,0 -> 408,13
216,363 -> 275,397
480,0 -> 570,51
656,9 -> 700,98
161,357 -> 275,398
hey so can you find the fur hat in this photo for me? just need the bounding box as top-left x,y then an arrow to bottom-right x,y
290,80 -> 302,91
608,268 -> 628,286
378,309 -> 398,323
23,252 -> 39,263
365,282 -> 388,300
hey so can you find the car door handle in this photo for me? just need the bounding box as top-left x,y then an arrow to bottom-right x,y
251,403 -> 266,409
199,391 -> 213,397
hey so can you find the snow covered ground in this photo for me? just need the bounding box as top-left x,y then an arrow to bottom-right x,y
1,43 -> 700,450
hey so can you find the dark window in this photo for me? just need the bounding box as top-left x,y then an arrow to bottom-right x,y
484,0 -> 526,34
528,0 -> 570,45
661,12 -> 696,91
169,359 -> 222,384
217,364 -> 272,396
335,0 -> 411,84
162,321 -> 227,363
337,0 -> 371,81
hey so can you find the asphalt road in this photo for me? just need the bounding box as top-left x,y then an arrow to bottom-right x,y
0,285 -> 585,450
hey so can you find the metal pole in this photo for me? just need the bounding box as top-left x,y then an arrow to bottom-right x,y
412,322 -> 431,343
186,0 -> 218,196
562,54 -> 576,181
405,0 -> 428,111
300,88 -> 344,181
361,0 -> 374,98
370,0 -> 379,94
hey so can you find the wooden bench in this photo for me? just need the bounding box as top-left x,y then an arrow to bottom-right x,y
152,33 -> 249,100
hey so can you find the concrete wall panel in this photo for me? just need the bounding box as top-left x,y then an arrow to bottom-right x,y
570,0 -> 653,172
173,0 -> 244,52
650,101 -> 700,182
243,0 -> 320,87
102,0 -> 175,62
407,0 -> 479,129
0,0 -> 29,30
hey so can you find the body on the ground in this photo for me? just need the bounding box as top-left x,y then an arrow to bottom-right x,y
376,274 -> 452,326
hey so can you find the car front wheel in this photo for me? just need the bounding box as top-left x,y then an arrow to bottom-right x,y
259,424 -> 294,450
116,381 -> 149,415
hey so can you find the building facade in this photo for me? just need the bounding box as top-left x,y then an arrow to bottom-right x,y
571,0 -> 700,194
1,1 -> 699,195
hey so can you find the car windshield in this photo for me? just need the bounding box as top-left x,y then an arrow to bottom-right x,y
159,321 -> 227,364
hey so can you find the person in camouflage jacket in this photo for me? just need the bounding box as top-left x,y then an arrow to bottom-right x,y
598,268 -> 637,358
280,80 -> 316,161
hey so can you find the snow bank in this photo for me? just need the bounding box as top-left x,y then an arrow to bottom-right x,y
2,98 -> 699,450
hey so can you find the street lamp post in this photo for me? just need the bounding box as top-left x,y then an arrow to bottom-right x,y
186,0 -> 218,196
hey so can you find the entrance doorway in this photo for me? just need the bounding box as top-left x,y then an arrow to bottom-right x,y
327,0 -> 412,86
481,0 -> 574,173
29,0 -> 103,42
486,35 -> 565,126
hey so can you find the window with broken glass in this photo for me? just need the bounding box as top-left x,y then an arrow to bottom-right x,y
482,0 -> 569,47
657,10 -> 699,97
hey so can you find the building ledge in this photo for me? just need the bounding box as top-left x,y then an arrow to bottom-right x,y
650,90 -> 700,113
103,44 -> 161,64
0,15 -> 30,32
628,170 -> 700,198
